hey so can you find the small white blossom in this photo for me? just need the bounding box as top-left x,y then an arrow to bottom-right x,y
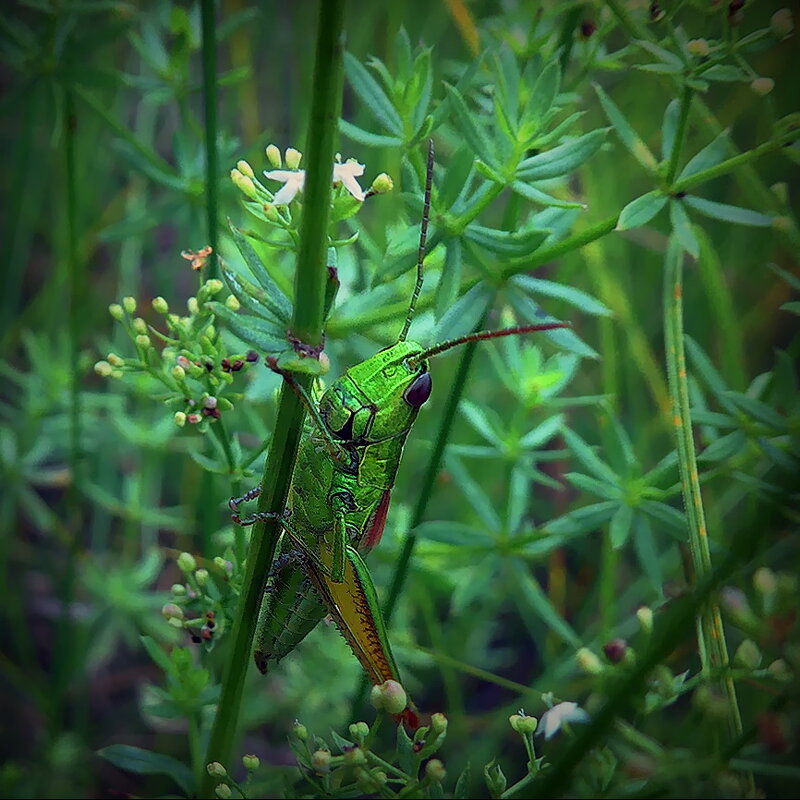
264,158 -> 366,205
537,701 -> 589,739
333,159 -> 366,201
265,169 -> 306,205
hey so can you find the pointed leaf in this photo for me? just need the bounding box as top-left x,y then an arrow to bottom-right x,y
512,275 -> 611,316
443,82 -> 495,167
338,118 -> 402,148
516,128 -> 607,181
677,130 -> 732,180
616,191 -> 667,230
98,745 -> 194,796
669,199 -> 699,258
594,83 -> 658,172
609,503 -> 633,549
207,301 -> 287,353
683,195 -> 773,227
344,52 -> 403,136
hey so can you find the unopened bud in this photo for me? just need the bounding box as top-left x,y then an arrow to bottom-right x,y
94,360 -> 113,377
236,160 -> 254,179
225,295 -> 240,311
177,552 -> 197,573
133,317 -> 148,334
162,603 -> 184,620
195,568 -> 209,587
430,712 -> 448,736
135,334 -> 151,349
170,583 -> 186,595
370,679 -> 407,714
603,638 -> 628,664
266,144 -> 282,168
231,168 -> 258,200
751,77 -> 774,96
109,303 -> 124,320
425,759 -> 446,783
311,749 -> 331,774
215,784 -> 231,799
754,567 -> 778,599
636,606 -> 653,634
152,296 -> 169,314
509,713 -> 538,735
484,759 -> 507,797
285,147 -> 302,170
203,396 -> 218,409
576,647 -> 604,675
122,296 -> 137,314
107,353 -> 125,367
370,172 -> 394,194
734,639 -> 762,669
771,183 -> 788,204
187,297 -> 199,315
767,659 -> 792,682
292,720 -> 308,741
343,746 -> 366,767
772,216 -> 792,233
187,413 -> 202,424
242,754 -> 260,771
770,8 -> 794,39
686,38 -> 710,57
205,279 -> 224,297
349,721 -> 369,741
172,365 -> 186,380
318,352 -> 331,374
174,411 -> 187,427
207,762 -> 227,778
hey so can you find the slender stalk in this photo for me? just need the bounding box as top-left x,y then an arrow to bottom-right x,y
662,236 -> 750,786
200,2 -> 345,793
201,0 -> 219,278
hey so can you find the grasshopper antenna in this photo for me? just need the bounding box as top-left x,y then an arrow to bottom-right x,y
399,139 -> 434,342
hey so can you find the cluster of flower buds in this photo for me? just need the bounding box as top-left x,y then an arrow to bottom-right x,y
163,551 -> 237,649
230,144 -> 394,237
96,283 -> 260,433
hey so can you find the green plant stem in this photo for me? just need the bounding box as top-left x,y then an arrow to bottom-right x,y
662,237 -> 749,785
209,419 -> 244,564
200,2 -> 344,794
201,0 -> 219,278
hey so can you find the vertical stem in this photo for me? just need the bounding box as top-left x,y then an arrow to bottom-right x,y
201,0 -> 219,279
662,237 -> 749,773
200,2 -> 345,794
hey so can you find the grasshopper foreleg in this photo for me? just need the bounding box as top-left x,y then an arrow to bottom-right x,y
228,486 -> 262,514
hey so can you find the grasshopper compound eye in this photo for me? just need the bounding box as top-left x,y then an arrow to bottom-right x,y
404,372 -> 432,408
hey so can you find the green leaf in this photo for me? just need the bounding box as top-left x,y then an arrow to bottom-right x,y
435,239 -> 463,321
228,224 -> 293,320
698,429 -> 748,462
338,118 -> 402,148
516,128 -> 607,181
207,301 -> 287,354
140,635 -> 172,672
344,52 -> 403,136
635,62 -> 683,75
632,514 -> 663,595
702,64 -> 745,82
460,399 -> 502,445
455,763 -> 472,799
519,414 -> 563,449
445,452 -> 501,530
544,500 -> 618,536
413,521 -> 493,547
669,199 -> 699,258
443,82 -> 495,168
661,98 -> 680,162
593,83 -> 658,172
616,191 -> 667,230
519,61 -> 561,140
684,195 -> 773,226
781,300 -> 800,315
566,471 -> 624,501
433,281 -> 493,343
98,745 -> 195,795
723,391 -> 786,430
438,145 -> 476,211
609,503 -> 633,549
464,224 -> 549,257
640,500 -> 686,538
512,275 -> 611,316
677,130 -> 732,180
510,180 -> 586,208
634,39 -> 684,67
509,560 -> 581,648
562,427 -> 619,483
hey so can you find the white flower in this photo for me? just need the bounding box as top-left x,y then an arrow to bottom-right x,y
333,159 -> 366,201
536,701 -> 589,739
264,158 -> 366,205
265,169 -> 306,205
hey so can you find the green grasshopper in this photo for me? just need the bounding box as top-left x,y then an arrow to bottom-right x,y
230,143 -> 567,726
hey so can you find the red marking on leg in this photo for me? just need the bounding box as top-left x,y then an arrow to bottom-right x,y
361,489 -> 391,553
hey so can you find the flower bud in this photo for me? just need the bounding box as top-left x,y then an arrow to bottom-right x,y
770,8 -> 794,39
215,784 -> 231,799
225,295 -> 240,311
162,603 -> 184,621
207,761 -> 227,777
636,606 -> 653,634
721,586 -> 759,629
236,160 -> 254,179
205,279 -> 224,296
152,296 -> 169,314
292,720 -> 308,740
187,297 -> 199,315
135,334 -> 151,349
576,647 -> 604,675
603,638 -> 628,664
187,413 -> 202,424
484,759 -> 507,797
203,396 -> 218,409
177,552 -> 197,573
107,353 -> 125,367
343,746 -> 366,767
772,216 -> 792,233
430,712 -> 448,736
370,173 -> 394,194
266,144 -> 282,168
94,360 -> 113,377
771,182 -> 788,204
318,351 -> 331,375
767,659 -> 792,682
686,38 -> 710,57
694,685 -> 728,718
231,168 -> 258,200
349,721 -> 369,741
170,583 -> 186,595
109,303 -> 124,320
285,147 -> 302,170
195,568 -> 209,587
751,77 -> 774,96
734,639 -> 762,669
242,754 -> 260,771
172,366 -> 186,381
425,759 -> 446,783
311,749 -> 331,774
509,713 -> 538,735
132,317 -> 147,334
370,679 -> 407,715
753,567 -> 777,601
122,296 -> 137,314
